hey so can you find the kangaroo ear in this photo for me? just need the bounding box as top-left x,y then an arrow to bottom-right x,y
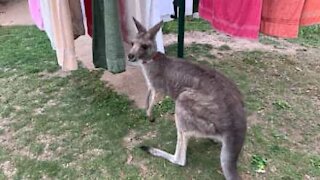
148,20 -> 163,38
133,17 -> 147,33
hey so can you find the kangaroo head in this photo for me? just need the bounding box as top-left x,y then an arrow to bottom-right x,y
128,17 -> 163,62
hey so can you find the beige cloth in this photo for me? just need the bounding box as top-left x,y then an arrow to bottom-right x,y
48,0 -> 78,71
69,0 -> 85,39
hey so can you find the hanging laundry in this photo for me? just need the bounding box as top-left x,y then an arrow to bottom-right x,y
300,0 -> 320,26
92,0 -> 107,69
185,0 -> 193,16
69,0 -> 85,39
260,0 -> 320,38
122,0 -> 165,53
91,0 -> 126,73
199,0 -> 263,39
84,0 -> 93,36
159,0 -> 174,21
40,0 -> 55,49
149,0 -> 165,53
28,0 -> 44,30
80,0 -> 87,28
48,0 -> 78,71
104,0 -> 126,73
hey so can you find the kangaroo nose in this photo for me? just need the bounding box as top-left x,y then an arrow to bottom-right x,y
128,54 -> 135,60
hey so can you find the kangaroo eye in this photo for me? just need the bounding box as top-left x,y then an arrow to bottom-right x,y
141,44 -> 148,49
130,42 -> 134,46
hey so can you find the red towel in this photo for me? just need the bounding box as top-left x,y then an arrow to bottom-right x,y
84,0 -> 93,37
199,0 -> 263,39
260,0 -> 320,38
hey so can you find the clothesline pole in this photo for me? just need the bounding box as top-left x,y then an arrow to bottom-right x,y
177,0 -> 185,58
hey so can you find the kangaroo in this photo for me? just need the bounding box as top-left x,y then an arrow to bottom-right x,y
128,17 -> 247,180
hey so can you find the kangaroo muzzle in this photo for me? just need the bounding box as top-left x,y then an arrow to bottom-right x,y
127,54 -> 137,62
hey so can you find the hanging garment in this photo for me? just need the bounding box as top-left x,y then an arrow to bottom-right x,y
48,0 -> 78,71
80,0 -> 87,29
159,0 -> 174,21
92,0 -> 107,69
84,0 -> 93,36
104,0 -> 126,73
28,0 -> 44,30
300,0 -> 320,25
260,0 -> 320,38
149,0 -> 165,53
185,0 -> 193,16
122,0 -> 165,53
199,0 -> 263,39
69,0 -> 85,39
40,0 -> 55,49
92,0 -> 126,73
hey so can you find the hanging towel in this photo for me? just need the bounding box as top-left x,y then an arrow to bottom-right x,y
92,0 -> 107,69
28,0 -> 44,30
40,0 -> 55,49
48,0 -> 78,71
300,0 -> 320,26
185,0 -> 193,16
149,0 -> 165,53
69,0 -> 85,39
104,0 -> 126,73
91,0 -> 126,73
159,0 -> 174,17
260,0 -> 320,38
199,0 -> 263,39
84,0 -> 93,36
80,0 -> 87,29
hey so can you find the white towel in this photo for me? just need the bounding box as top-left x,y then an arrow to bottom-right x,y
186,0 -> 193,16
40,0 -> 56,50
159,0 -> 174,17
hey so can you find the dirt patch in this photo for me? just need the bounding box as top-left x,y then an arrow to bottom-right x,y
122,130 -> 157,150
164,31 -> 304,56
0,120 -> 37,159
38,70 -> 72,79
0,0 -> 33,26
0,118 -> 21,155
66,148 -> 106,172
0,161 -> 16,179
122,130 -> 143,150
247,113 -> 263,128
35,134 -> 70,161
122,130 -> 158,178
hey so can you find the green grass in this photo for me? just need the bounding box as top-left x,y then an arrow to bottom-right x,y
288,25 -> 320,47
162,17 -> 212,34
0,25 -> 319,179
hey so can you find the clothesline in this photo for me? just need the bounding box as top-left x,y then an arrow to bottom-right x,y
28,0 -> 320,73
178,0 -> 320,57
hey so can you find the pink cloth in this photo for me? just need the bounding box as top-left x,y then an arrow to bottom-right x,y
28,0 -> 44,30
199,0 -> 263,39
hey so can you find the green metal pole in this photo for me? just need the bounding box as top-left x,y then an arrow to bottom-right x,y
177,0 -> 185,58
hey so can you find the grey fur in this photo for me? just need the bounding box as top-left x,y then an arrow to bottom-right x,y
128,18 -> 247,180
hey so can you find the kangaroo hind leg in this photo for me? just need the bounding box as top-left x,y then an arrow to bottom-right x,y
140,113 -> 189,166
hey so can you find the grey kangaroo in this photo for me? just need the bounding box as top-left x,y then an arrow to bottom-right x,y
128,17 -> 247,180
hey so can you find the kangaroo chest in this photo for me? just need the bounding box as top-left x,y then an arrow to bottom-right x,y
140,63 -> 153,90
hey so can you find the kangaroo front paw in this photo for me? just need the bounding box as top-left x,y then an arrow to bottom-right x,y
147,115 -> 155,122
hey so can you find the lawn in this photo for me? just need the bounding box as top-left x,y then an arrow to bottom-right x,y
0,21 -> 319,179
